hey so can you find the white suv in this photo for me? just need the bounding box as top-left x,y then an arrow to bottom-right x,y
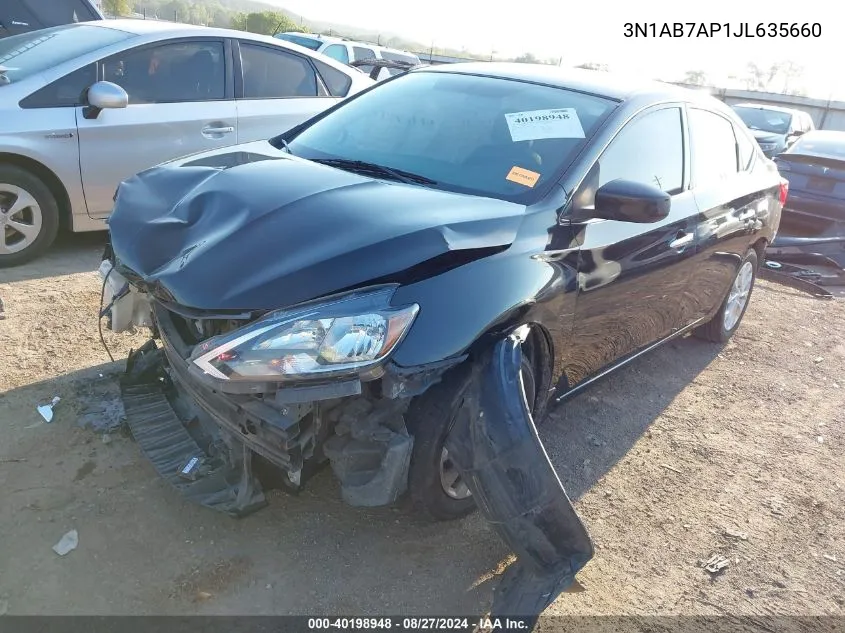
275,33 -> 420,80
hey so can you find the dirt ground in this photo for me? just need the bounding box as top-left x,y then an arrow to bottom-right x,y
0,233 -> 843,618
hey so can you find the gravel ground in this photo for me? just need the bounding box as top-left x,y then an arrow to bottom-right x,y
0,233 -> 843,617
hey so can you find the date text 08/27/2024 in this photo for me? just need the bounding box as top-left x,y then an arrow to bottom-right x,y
623,22 -> 821,38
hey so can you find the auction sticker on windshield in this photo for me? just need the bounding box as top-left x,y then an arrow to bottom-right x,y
505,108 -> 585,141
506,166 -> 541,187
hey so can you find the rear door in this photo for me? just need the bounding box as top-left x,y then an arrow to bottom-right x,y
234,40 -> 339,143
686,107 -> 771,319
77,37 -> 236,218
563,105 -> 700,387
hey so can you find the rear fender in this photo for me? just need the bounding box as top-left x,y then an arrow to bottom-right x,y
443,331 -> 593,620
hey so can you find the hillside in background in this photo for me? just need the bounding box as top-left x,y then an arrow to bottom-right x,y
111,0 -> 541,61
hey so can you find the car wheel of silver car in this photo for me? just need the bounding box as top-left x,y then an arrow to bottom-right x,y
405,352 -> 538,521
693,248 -> 759,343
0,165 -> 60,268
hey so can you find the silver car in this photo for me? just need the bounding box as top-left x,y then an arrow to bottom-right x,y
0,19 -> 373,266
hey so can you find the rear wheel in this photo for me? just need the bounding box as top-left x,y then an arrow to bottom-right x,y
406,353 -> 537,521
693,249 -> 758,343
0,165 -> 60,267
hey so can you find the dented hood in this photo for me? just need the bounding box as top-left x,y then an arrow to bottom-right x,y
109,142 -> 526,311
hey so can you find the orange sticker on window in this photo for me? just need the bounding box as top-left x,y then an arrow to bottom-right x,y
506,166 -> 541,188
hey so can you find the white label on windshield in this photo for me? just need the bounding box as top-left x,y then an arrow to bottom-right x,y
505,108 -> 585,142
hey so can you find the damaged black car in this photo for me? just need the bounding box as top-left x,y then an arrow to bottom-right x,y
101,63 -> 784,616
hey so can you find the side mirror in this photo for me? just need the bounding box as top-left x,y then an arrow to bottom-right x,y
574,179 -> 671,223
82,81 -> 128,120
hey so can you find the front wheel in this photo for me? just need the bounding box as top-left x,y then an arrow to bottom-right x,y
693,248 -> 758,343
405,354 -> 537,521
0,165 -> 60,267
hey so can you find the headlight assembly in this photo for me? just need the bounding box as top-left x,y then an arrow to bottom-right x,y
190,286 -> 418,381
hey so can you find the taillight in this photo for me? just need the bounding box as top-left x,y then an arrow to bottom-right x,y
778,178 -> 789,206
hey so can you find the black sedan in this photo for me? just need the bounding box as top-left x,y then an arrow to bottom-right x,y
773,130 -> 845,235
102,63 -> 784,619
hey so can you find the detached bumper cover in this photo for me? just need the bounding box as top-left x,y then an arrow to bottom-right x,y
445,333 -> 594,618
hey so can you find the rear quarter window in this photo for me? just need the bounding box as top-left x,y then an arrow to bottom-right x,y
312,58 -> 352,97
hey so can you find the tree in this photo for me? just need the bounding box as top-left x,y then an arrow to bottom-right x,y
743,60 -> 806,94
102,0 -> 132,16
230,11 -> 299,35
513,52 -> 539,64
576,62 -> 609,71
682,70 -> 708,85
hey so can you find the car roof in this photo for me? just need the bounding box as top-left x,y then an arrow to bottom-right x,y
95,19 -> 314,46
732,102 -> 803,115
797,130 -> 845,142
279,32 -> 419,58
413,62 -> 710,102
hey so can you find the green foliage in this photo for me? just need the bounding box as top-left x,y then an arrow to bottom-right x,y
230,11 -> 301,35
102,0 -> 132,15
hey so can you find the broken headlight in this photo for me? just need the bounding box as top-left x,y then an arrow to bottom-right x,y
190,287 -> 418,381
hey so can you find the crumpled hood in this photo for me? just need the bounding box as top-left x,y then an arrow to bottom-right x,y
109,141 -> 526,311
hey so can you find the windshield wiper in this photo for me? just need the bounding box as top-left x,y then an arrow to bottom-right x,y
311,158 -> 437,185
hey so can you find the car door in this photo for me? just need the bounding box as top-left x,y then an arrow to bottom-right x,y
561,105 -> 700,388
14,63 -> 97,224
686,107 -> 769,319
76,37 -> 236,218
234,40 -> 339,145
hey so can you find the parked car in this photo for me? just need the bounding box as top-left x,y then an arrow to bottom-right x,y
275,32 -> 421,80
0,20 -> 373,266
732,102 -> 815,158
0,0 -> 103,39
773,130 -> 845,234
102,63 -> 784,614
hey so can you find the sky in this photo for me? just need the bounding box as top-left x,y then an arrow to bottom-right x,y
269,0 -> 842,99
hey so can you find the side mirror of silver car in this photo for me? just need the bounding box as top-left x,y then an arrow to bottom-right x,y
82,81 -> 129,120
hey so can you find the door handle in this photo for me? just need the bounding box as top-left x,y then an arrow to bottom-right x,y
669,232 -> 694,250
202,125 -> 235,135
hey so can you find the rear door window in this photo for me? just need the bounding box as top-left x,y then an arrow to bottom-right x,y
689,108 -> 739,187
312,58 -> 351,97
240,42 -> 317,99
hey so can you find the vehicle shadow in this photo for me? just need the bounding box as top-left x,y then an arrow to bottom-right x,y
0,336 -> 721,616
0,231 -> 106,284
543,334 -> 723,501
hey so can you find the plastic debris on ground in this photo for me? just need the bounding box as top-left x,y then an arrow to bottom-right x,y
52,529 -> 79,556
702,554 -> 730,574
36,397 -> 61,423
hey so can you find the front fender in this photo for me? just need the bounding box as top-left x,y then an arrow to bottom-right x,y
443,332 -> 593,621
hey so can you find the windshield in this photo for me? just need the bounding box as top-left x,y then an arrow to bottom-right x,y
733,106 -> 792,135
0,24 -> 131,85
276,33 -> 322,51
287,71 -> 617,203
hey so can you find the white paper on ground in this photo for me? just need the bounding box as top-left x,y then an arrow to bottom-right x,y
52,529 -> 78,556
504,108 -> 585,142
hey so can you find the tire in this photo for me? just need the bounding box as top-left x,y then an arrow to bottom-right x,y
693,249 -> 758,343
405,354 -> 537,521
0,165 -> 60,267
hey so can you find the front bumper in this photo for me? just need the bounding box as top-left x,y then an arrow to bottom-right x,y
112,275 -> 594,625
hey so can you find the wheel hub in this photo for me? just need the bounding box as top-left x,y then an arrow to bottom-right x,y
0,185 -> 42,255
723,260 -> 754,332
